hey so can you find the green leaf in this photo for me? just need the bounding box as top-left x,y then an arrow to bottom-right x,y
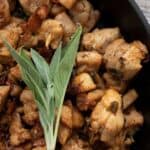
49,43 -> 62,80
31,49 -> 51,84
54,26 -> 82,106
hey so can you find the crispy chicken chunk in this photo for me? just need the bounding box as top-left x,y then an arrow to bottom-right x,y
51,4 -> 65,16
76,51 -> 102,72
77,89 -> 104,111
19,0 -> 50,14
20,89 -> 39,125
125,108 -> 144,128
104,39 -> 148,80
123,89 -> 138,110
0,85 -> 10,112
61,104 -> 73,128
58,0 -> 76,9
71,73 -> 96,93
61,101 -> 84,128
69,0 -> 100,32
9,65 -> 22,81
0,0 -> 10,28
0,26 -> 22,64
91,89 -> 124,143
58,123 -> 72,145
62,135 -> 92,150
82,28 -> 120,53
9,113 -> 32,146
38,19 -> 64,49
55,12 -> 76,41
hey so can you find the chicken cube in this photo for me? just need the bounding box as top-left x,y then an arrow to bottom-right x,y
0,85 -> 10,112
20,89 -> 39,125
77,89 -> 104,111
19,0 -> 50,14
58,123 -> 72,145
91,89 -> 124,143
123,89 -> 138,110
104,39 -> 148,80
0,26 -> 22,64
55,12 -> 76,40
0,0 -> 10,28
72,107 -> 84,128
9,113 -> 31,146
125,108 -> 144,128
51,4 -> 65,16
38,19 -> 64,49
58,0 -> 76,9
76,51 -> 102,72
82,28 -> 120,53
72,73 -> 96,93
9,65 -> 22,81
61,105 -> 73,128
69,0 -> 100,32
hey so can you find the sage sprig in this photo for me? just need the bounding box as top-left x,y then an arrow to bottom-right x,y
4,26 -> 82,150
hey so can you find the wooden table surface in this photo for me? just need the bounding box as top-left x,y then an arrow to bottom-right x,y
135,0 -> 150,23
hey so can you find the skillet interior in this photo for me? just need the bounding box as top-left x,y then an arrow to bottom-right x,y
91,0 -> 150,149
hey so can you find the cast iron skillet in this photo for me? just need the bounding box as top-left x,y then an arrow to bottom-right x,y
91,0 -> 150,149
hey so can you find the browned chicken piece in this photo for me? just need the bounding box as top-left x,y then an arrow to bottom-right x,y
0,85 -> 10,112
76,51 -> 102,72
58,123 -> 72,145
72,106 -> 84,128
55,12 -> 76,41
27,5 -> 49,33
0,0 -> 11,28
125,108 -> 144,128
123,89 -> 138,110
61,135 -> 92,150
103,72 -> 127,93
61,101 -> 84,128
20,89 -> 39,125
58,0 -> 76,9
71,73 -> 96,93
4,17 -> 24,30
0,25 -> 22,64
9,112 -> 32,146
82,28 -> 120,53
77,89 -> 105,111
38,19 -> 64,49
19,0 -> 50,14
107,108 -> 144,149
61,104 -> 73,128
104,39 -> 148,80
10,85 -> 22,97
51,4 -> 65,16
9,65 -> 22,81
69,0 -> 100,32
91,89 -> 124,143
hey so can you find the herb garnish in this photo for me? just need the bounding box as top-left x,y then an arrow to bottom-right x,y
4,26 -> 82,150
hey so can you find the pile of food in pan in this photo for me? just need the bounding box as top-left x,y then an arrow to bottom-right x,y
0,0 -> 148,150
